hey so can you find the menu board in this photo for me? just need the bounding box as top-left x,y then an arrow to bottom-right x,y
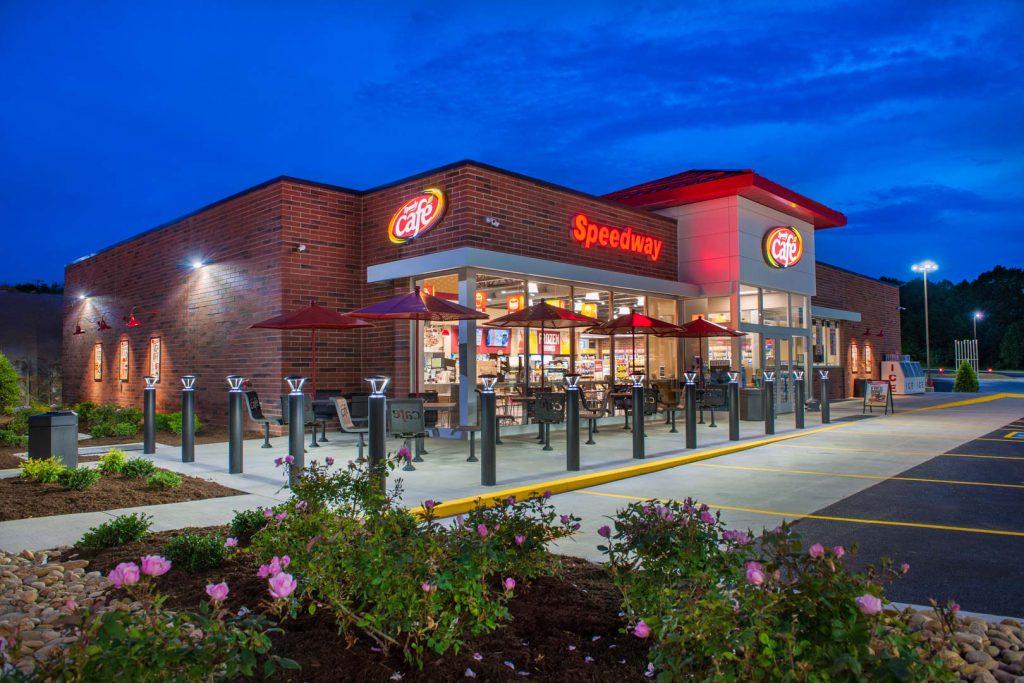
863,380 -> 894,415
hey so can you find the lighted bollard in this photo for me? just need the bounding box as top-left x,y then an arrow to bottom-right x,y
763,372 -> 775,435
227,375 -> 245,474
366,376 -> 389,493
630,371 -> 645,460
564,373 -> 581,472
793,370 -> 805,429
819,370 -> 831,424
143,376 -> 157,455
180,375 -> 196,463
285,376 -> 305,480
727,372 -> 740,441
480,375 -> 498,486
684,372 -> 698,449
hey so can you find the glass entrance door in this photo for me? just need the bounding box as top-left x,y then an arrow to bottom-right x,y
763,336 -> 794,414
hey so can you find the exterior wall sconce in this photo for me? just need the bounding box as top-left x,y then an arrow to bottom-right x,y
73,324 -> 85,335
97,319 -> 112,331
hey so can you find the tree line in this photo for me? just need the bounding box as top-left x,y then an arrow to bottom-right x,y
885,266 -> 1024,370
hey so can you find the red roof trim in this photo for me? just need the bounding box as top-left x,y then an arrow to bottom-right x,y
605,171 -> 846,229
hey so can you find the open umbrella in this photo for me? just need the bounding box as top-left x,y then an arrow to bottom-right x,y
656,315 -> 745,386
486,301 -> 601,390
251,301 -> 374,394
587,310 -> 682,377
347,286 -> 488,394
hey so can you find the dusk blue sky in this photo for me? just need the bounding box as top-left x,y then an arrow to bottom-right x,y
2,1 -> 1021,284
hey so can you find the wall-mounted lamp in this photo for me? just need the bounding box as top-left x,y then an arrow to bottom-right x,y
78,294 -> 87,301
73,324 -> 85,335
126,310 -> 142,328
97,319 -> 112,331
191,260 -> 204,270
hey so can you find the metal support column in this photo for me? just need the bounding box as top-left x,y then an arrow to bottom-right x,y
180,375 -> 196,463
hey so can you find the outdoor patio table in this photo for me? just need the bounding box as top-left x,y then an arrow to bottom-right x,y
423,401 -> 457,428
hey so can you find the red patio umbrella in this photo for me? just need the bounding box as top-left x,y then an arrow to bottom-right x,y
587,310 -> 682,377
251,301 -> 374,394
657,315 -> 745,386
347,286 -> 488,393
486,301 -> 601,390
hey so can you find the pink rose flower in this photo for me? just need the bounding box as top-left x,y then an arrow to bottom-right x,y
542,489 -> 552,499
107,562 -> 140,589
274,457 -> 284,467
224,537 -> 238,548
514,535 -> 526,546
263,508 -> 274,519
633,620 -> 651,638
855,594 -> 883,615
65,598 -> 77,611
597,525 -> 611,538
900,563 -> 910,574
477,524 -> 489,539
206,582 -> 229,602
421,582 -> 436,593
503,577 -> 516,591
560,515 -> 570,525
285,454 -> 294,465
700,510 -> 715,525
268,572 -> 297,600
423,499 -> 436,510
745,561 -> 766,586
325,456 -> 334,466
397,446 -> 411,462
833,545 -> 845,558
808,543 -> 825,558
140,555 -> 172,577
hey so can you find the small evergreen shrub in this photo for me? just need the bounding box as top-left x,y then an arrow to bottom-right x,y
166,412 -> 201,436
163,532 -> 226,572
121,457 -> 157,478
154,412 -> 172,432
0,352 -> 20,412
57,467 -> 102,491
229,507 -> 267,542
73,401 -> 97,424
77,512 -> 153,549
953,360 -> 980,392
147,470 -> 182,489
19,456 -> 67,483
0,427 -> 28,447
98,448 -> 128,475
112,421 -> 139,437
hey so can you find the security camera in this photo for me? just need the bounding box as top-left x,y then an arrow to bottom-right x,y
484,216 -> 501,228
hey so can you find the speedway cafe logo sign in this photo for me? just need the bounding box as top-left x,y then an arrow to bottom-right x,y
762,226 -> 804,269
388,188 -> 447,244
571,213 -> 664,262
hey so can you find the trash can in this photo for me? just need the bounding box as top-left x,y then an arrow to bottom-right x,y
739,388 -> 764,421
28,411 -> 79,468
853,378 -> 868,398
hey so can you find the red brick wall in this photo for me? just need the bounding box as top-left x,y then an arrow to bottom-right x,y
811,264 -> 902,399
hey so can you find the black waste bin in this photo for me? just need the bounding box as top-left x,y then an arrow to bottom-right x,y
853,378 -> 868,398
28,411 -> 79,468
739,388 -> 764,421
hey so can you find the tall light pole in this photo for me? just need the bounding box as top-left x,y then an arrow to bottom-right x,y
911,260 -> 938,389
973,311 -> 983,340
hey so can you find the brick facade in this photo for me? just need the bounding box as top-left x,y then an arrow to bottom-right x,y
811,263 -> 902,400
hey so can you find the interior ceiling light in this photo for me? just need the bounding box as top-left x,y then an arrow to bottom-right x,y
585,292 -> 600,301
527,283 -> 539,294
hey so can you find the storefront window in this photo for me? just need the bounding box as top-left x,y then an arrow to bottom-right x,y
812,319 -> 841,367
574,288 -> 612,381
790,295 -> 807,328
762,290 -> 789,327
739,285 -> 760,324
612,290 -> 646,381
528,280 -> 572,386
741,331 -> 760,387
417,273 -> 461,400
647,296 -> 678,381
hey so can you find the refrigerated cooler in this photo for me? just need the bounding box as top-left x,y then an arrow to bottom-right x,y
880,356 -> 926,394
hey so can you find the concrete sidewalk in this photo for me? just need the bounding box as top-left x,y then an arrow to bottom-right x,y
0,391 -> 985,552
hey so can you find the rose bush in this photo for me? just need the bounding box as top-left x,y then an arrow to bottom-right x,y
599,498 -> 953,682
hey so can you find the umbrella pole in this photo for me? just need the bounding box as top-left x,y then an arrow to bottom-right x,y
311,329 -> 317,395
540,321 -> 545,391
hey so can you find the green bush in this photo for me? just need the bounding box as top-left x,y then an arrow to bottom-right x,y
98,448 -> 128,475
57,467 -> 103,491
79,404 -> 143,438
113,421 -> 139,437
163,532 -> 226,572
121,457 -> 157,478
73,401 -> 97,424
165,412 -> 201,436
6,409 -> 30,435
599,498 -> 952,682
19,456 -> 67,483
0,427 -> 28,447
148,470 -> 182,489
953,360 -> 979,392
251,458 -> 578,665
0,352 -> 20,412
229,507 -> 267,542
154,412 -> 172,432
77,512 -> 153,549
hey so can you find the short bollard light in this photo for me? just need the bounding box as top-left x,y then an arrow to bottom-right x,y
180,375 -> 196,463
727,372 -> 740,442
285,376 -> 306,478
683,372 -> 698,449
793,370 -> 805,429
630,371 -> 645,459
564,373 -> 581,472
480,374 -> 498,485
143,375 -> 157,455
818,370 -> 831,424
366,375 -> 389,493
227,375 -> 245,474
763,371 -> 776,435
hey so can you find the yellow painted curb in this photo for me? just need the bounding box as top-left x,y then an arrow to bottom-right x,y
901,393 -> 1024,414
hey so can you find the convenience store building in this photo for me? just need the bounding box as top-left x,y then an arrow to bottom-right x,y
62,161 -> 901,427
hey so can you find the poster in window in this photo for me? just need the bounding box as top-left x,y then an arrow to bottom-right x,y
850,342 -> 859,373
119,339 -> 130,382
93,343 -> 102,381
863,343 -> 873,374
149,337 -> 161,382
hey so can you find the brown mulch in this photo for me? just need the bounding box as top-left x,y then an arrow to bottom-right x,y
59,530 -> 652,682
0,472 -> 244,521
0,429 -> 243,468
0,451 -> 23,469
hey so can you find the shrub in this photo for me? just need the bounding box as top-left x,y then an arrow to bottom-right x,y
77,512 -> 153,549
30,556 -> 296,680
229,507 -> 267,542
19,456 -> 67,483
113,421 -> 139,437
57,467 -> 103,491
0,427 -> 27,447
154,412 -> 172,432
953,360 -> 979,392
148,470 -> 182,489
79,404 -> 143,438
599,499 -> 953,682
0,352 -> 20,412
165,411 -> 202,436
98,448 -> 128,474
121,457 -> 157,478
251,458 -> 579,666
73,400 -> 97,423
163,532 -> 226,572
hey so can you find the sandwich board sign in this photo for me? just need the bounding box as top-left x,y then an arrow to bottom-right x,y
863,380 -> 894,415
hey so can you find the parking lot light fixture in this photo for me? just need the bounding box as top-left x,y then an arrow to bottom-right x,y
911,260 -> 938,388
